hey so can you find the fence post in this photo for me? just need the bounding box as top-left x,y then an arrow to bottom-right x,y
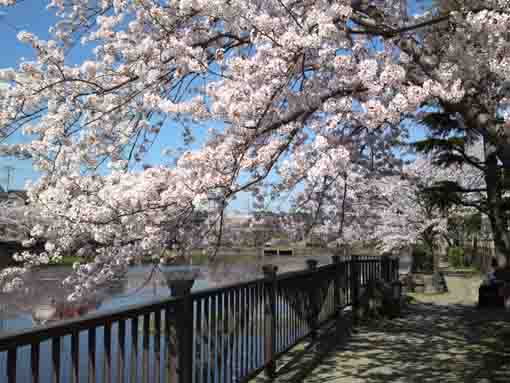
306,259 -> 319,340
393,257 -> 400,281
381,255 -> 390,283
350,254 -> 360,321
332,255 -> 343,335
169,279 -> 195,383
263,264 -> 278,379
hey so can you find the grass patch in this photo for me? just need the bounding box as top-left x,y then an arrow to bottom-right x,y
408,291 -> 448,299
445,266 -> 482,275
44,255 -> 89,267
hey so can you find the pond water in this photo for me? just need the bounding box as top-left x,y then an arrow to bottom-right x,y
0,254 -> 334,333
0,252 -> 411,334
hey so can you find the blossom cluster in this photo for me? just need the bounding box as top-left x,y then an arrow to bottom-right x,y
0,0 -> 509,298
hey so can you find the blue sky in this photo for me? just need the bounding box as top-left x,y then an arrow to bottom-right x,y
0,2 -> 55,191
0,2 -> 428,211
0,4 -> 213,191
0,3 -> 283,212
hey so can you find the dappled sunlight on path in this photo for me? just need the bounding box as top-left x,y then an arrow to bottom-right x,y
304,302 -> 510,383
255,274 -> 510,383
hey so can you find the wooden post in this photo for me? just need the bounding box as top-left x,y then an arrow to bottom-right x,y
170,279 -> 195,383
350,254 -> 360,321
306,259 -> 319,340
263,264 -> 278,379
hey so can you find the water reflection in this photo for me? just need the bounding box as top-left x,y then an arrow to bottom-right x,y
0,254 -> 335,333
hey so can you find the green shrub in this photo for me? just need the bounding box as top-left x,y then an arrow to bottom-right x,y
448,247 -> 465,268
412,244 -> 433,272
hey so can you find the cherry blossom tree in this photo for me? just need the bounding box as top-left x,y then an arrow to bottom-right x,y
0,0 -> 509,298
375,150 -> 486,275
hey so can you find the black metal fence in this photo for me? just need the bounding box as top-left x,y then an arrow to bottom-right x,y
465,246 -> 493,274
0,255 -> 399,383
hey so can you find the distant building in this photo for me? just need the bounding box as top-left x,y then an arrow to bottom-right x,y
0,189 -> 29,242
0,188 -> 28,207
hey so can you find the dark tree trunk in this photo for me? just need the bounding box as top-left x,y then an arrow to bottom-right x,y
484,140 -> 510,266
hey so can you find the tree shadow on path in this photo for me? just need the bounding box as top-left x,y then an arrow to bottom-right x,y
256,298 -> 510,383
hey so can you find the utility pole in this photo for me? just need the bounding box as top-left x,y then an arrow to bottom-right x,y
2,165 -> 15,193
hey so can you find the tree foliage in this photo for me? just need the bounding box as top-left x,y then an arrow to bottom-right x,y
0,0 -> 509,298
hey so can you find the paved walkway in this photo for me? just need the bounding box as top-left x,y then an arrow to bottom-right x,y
259,274 -> 510,383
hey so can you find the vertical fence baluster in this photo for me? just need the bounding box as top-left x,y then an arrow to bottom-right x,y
274,285 -> 279,355
259,281 -> 264,366
280,283 -> 284,349
232,289 -> 236,383
118,320 -> 125,383
295,284 -> 299,340
218,293 -> 224,383
246,286 -> 250,374
257,282 -> 264,366
280,284 -> 285,347
250,285 -> 255,372
196,299 -> 202,383
247,286 -> 251,372
131,317 -> 139,383
344,257 -> 348,297
351,255 -> 360,321
233,289 -> 238,380
219,293 -> 223,383
217,294 -> 222,383
289,284 -> 293,343
245,287 -> 250,375
52,337 -> 60,383
361,258 -> 365,286
306,260 -> 318,340
205,297 -> 210,383
228,290 -> 234,383
262,265 -> 277,379
212,294 -> 218,383
164,307 -> 172,383
289,285 -> 293,347
71,332 -> 79,383
242,288 -> 247,377
241,286 -> 246,376
104,323 -> 111,383
7,348 -> 16,383
295,283 -> 299,340
31,343 -> 39,383
143,314 -> 150,383
192,301 -> 197,383
88,328 -> 96,383
154,311 -> 161,383
276,284 -> 281,353
225,291 -> 231,383
332,256 -> 342,335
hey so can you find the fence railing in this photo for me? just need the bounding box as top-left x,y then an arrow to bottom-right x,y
0,255 -> 399,383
